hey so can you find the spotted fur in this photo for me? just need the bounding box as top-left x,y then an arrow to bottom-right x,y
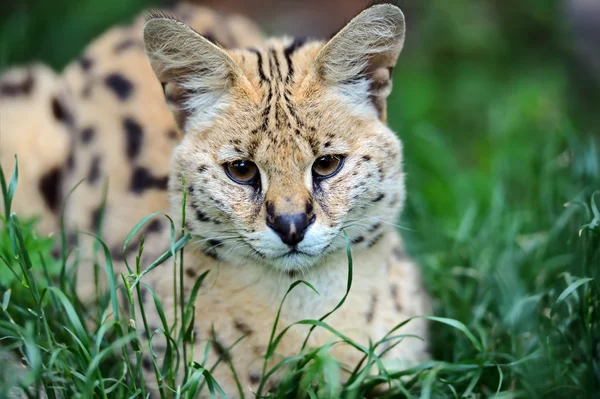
0,3 -> 430,397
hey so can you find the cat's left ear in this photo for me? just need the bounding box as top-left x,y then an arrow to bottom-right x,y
314,4 -> 405,121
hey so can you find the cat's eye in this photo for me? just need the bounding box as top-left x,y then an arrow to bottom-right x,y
225,160 -> 259,185
312,155 -> 345,180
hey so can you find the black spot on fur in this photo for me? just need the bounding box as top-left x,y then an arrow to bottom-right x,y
130,167 -> 168,194
147,219 -> 162,233
104,73 -> 133,100
390,284 -> 403,312
39,167 -> 62,213
87,155 -> 101,184
211,337 -> 230,360
141,356 -> 152,371
123,117 -> 143,160
368,222 -> 382,233
234,320 -> 254,336
324,141 -> 331,148
194,206 -> 210,222
91,206 -> 103,232
197,165 -> 208,173
353,236 -> 365,244
79,57 -> 93,71
67,151 -> 75,171
208,239 -> 222,248
167,129 -> 178,140
80,127 -> 95,144
372,193 -> 385,203
249,373 -> 260,385
366,293 -> 377,323
51,96 -> 73,125
367,232 -> 384,248
362,155 -> 371,162
185,268 -> 197,278
0,72 -> 34,96
202,248 -> 218,260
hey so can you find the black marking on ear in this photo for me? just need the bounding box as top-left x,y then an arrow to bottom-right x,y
234,320 -> 254,335
80,127 -> 95,144
79,57 -> 93,71
130,167 -> 169,194
0,72 -> 34,96
123,117 -> 144,160
372,193 -> 385,203
87,155 -> 101,184
51,96 -> 74,125
104,73 -> 133,100
114,39 -> 142,53
283,37 -> 308,79
39,167 -> 62,213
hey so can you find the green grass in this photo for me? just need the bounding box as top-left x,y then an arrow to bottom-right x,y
1,0 -> 600,397
0,136 -> 598,398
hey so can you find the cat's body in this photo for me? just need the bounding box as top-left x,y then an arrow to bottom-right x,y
0,3 -> 430,396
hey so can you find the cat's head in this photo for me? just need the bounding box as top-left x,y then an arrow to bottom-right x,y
144,4 -> 407,272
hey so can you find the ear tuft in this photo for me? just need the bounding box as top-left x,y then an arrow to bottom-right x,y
314,4 -> 405,121
143,15 -> 241,131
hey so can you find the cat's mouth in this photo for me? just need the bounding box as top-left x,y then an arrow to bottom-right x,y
246,244 -> 319,269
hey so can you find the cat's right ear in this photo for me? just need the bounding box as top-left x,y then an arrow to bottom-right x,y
143,13 -> 242,132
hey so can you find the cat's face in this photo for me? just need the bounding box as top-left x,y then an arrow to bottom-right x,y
145,5 -> 407,272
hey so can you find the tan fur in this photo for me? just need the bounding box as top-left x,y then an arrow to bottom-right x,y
0,3 -> 430,397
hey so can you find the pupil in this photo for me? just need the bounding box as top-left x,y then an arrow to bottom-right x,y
237,162 -> 248,175
320,157 -> 332,168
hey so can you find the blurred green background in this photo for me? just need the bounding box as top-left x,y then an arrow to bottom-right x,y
1,0 -> 599,396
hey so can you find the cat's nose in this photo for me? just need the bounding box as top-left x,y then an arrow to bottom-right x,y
267,213 -> 315,246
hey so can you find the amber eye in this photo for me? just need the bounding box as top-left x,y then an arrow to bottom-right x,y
225,160 -> 259,185
312,155 -> 345,179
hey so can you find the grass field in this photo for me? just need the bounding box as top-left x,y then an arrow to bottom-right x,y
1,0 -> 599,397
